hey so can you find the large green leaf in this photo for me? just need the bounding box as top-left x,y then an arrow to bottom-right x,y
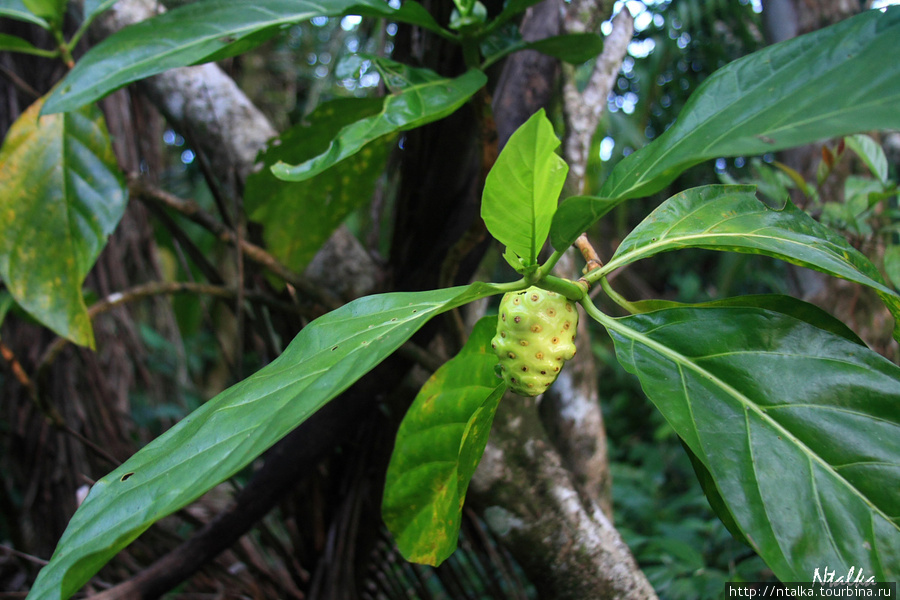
0,0 -> 51,28
41,0 -> 416,114
592,303 -> 900,582
0,96 -> 126,348
630,294 -> 865,346
481,108 -> 567,267
382,317 -> 505,566
271,61 -> 486,182
597,185 -> 900,340
598,7 -> 900,203
26,283 -> 511,600
246,97 -> 392,272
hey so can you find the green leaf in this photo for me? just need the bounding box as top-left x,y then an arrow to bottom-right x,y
482,27 -> 603,66
382,317 -> 505,566
549,195 -> 617,250
844,134 -> 889,185
246,97 -> 392,272
599,185 -> 900,340
598,304 -> 900,582
630,294 -> 865,346
41,0 -> 412,114
272,62 -> 486,182
81,0 -> 119,27
525,33 -> 603,63
0,0 -> 51,28
22,0 -> 64,24
481,108 -> 567,265
0,32 -> 55,56
599,8 -> 900,202
359,0 -> 447,37
681,441 -> 748,547
26,283 -> 508,600
0,292 -> 14,336
479,0 -> 542,36
0,96 -> 127,348
885,245 -> 900,289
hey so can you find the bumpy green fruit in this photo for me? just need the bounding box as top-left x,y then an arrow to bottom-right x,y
491,286 -> 578,396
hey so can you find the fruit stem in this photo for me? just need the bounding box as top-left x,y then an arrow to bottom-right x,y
599,276 -> 640,314
535,275 -> 587,301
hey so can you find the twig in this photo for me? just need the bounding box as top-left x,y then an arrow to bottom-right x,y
129,177 -> 341,311
0,341 -> 36,399
575,233 -> 603,273
0,543 -> 49,566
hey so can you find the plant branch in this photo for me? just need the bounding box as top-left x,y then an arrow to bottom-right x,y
470,393 -> 658,600
599,276 -> 639,314
129,177 -> 341,311
35,281 -> 305,380
562,8 -> 634,190
575,233 -> 603,273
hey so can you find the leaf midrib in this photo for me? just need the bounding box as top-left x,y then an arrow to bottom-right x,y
597,308 -> 899,532
601,231 -> 892,296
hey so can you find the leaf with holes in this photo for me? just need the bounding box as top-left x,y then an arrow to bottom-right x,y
382,317 -> 505,566
0,96 -> 126,348
593,304 -> 900,582
26,283 -> 511,600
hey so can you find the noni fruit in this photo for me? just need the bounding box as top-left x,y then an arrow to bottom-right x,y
491,286 -> 578,396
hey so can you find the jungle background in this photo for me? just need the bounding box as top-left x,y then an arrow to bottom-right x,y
1,0 -> 898,598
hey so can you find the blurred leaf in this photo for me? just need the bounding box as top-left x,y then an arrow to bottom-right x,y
481,108 -> 567,265
0,0 -> 51,27
246,97 -> 391,272
845,134 -> 889,185
26,283 -> 508,600
358,0 -> 447,36
0,292 -> 13,336
885,245 -> 900,289
844,176 -> 883,219
526,33 -> 603,63
599,8 -> 900,202
0,96 -> 126,348
600,185 -> 900,340
600,304 -> 900,582
42,0 -> 415,114
272,62 -> 486,182
0,32 -> 54,55
80,0 -> 121,27
383,317 -> 504,566
772,161 -> 810,197
22,0 -> 64,24
482,27 -> 603,66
